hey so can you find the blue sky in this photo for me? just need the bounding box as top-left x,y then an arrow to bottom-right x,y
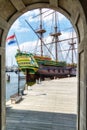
6,8 -> 77,66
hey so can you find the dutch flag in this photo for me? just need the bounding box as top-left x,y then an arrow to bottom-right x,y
6,34 -> 16,45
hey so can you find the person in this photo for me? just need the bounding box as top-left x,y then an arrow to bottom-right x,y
7,73 -> 10,81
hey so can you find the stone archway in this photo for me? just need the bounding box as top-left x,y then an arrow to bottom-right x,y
0,1 -> 87,130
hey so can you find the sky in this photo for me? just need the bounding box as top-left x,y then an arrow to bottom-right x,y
6,8 -> 77,67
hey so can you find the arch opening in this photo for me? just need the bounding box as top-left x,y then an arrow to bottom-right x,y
5,7 -> 77,130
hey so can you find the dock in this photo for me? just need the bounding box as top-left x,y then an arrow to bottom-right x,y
6,77 -> 77,130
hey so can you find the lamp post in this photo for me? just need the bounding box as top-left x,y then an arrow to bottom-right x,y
18,68 -> 20,95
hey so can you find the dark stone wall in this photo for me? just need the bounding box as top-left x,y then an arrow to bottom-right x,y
79,0 -> 87,22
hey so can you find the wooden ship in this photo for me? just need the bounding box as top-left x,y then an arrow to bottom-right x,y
15,8 -> 77,85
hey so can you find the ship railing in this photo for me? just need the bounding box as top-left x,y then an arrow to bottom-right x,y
34,53 -> 51,58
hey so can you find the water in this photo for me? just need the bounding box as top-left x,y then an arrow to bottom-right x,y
6,72 -> 26,101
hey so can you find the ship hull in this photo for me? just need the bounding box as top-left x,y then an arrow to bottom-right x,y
15,52 -> 76,84
36,65 -> 76,80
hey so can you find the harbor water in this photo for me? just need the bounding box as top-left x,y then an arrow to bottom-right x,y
6,72 -> 26,101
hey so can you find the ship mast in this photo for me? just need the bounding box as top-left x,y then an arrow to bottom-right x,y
50,11 -> 61,62
35,8 -> 46,56
25,18 -> 55,60
65,30 -> 77,65
69,31 -> 76,64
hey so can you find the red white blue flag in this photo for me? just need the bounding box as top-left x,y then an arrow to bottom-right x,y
6,34 -> 16,45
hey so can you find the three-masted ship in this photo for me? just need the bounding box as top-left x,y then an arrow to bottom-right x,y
15,8 -> 77,84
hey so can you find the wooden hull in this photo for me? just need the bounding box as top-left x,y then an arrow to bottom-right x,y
36,65 -> 76,79
15,52 -> 39,74
15,52 -> 76,83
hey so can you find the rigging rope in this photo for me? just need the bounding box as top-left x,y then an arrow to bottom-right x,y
25,19 -> 55,60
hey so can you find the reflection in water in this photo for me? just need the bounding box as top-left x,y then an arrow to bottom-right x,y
6,72 -> 26,101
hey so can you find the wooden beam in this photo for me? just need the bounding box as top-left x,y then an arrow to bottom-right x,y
10,0 -> 25,11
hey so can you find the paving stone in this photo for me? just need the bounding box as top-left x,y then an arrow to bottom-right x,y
6,77 -> 77,130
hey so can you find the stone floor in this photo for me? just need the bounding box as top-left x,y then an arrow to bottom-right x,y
6,77 -> 77,130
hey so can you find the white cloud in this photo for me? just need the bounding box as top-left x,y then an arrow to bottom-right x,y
10,19 -> 29,32
23,9 -> 65,26
6,30 -> 77,66
6,8 -> 77,66
6,45 -> 18,66
23,9 -> 40,22
6,40 -> 38,66
9,9 -> 67,34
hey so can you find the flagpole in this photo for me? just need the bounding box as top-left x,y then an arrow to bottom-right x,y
14,33 -> 21,96
14,33 -> 20,51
